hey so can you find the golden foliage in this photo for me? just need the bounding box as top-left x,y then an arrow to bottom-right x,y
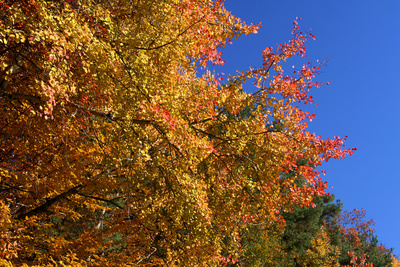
392,254 -> 400,267
0,0 -> 353,265
298,226 -> 340,267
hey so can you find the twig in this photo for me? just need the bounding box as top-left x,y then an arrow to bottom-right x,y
136,249 -> 157,264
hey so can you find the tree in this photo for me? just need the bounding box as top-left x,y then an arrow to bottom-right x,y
297,225 -> 340,267
0,0 -> 354,265
238,194 -> 342,267
280,194 -> 342,266
337,209 -> 392,267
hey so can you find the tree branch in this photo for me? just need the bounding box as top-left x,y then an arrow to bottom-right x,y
17,184 -> 83,219
76,193 -> 124,209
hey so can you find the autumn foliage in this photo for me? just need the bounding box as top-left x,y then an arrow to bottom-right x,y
336,209 -> 393,266
0,0 -> 387,266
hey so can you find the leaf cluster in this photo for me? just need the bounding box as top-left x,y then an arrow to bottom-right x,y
0,0 -> 362,266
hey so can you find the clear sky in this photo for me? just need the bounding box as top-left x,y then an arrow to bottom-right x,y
217,0 -> 400,255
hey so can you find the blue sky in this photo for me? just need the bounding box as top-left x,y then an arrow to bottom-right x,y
218,0 -> 400,255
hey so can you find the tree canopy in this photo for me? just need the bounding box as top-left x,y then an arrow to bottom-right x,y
0,0 -> 377,266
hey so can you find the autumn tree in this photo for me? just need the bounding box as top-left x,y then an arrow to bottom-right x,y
1,0 -> 354,265
336,209 -> 392,267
